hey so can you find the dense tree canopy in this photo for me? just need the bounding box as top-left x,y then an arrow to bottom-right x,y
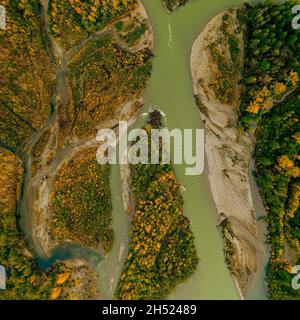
51,148 -> 113,254
239,1 -> 299,127
255,89 -> 300,300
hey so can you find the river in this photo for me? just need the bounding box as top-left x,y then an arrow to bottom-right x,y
97,0 -> 254,300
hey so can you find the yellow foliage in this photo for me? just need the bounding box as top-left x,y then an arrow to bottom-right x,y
29,275 -> 37,285
145,225 -> 152,233
286,184 -> 300,219
273,82 -> 287,95
288,70 -> 299,86
261,86 -> 270,98
290,166 -> 300,178
284,264 -> 294,274
74,7 -> 82,14
50,287 -> 62,300
277,155 -> 294,170
247,101 -> 260,114
293,132 -> 300,144
277,248 -> 284,258
56,272 -> 70,285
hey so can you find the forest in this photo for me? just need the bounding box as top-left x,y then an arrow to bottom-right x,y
239,0 -> 299,128
236,0 -> 300,300
255,89 -> 300,300
0,148 -> 73,300
50,148 -> 113,254
68,35 -> 152,138
0,0 -> 95,300
0,146 -> 98,300
0,0 -> 55,150
114,16 -> 147,48
115,111 -> 198,300
48,0 -> 138,50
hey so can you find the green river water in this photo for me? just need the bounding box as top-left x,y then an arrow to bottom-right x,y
97,0 -> 265,300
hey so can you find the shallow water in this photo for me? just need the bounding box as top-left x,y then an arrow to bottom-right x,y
36,244 -> 101,270
96,163 -> 130,299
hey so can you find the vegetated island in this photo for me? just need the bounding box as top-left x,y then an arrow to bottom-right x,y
0,0 -> 153,299
115,110 -> 199,300
191,0 -> 299,299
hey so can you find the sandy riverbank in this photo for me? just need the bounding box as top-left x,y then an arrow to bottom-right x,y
190,10 -> 268,297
